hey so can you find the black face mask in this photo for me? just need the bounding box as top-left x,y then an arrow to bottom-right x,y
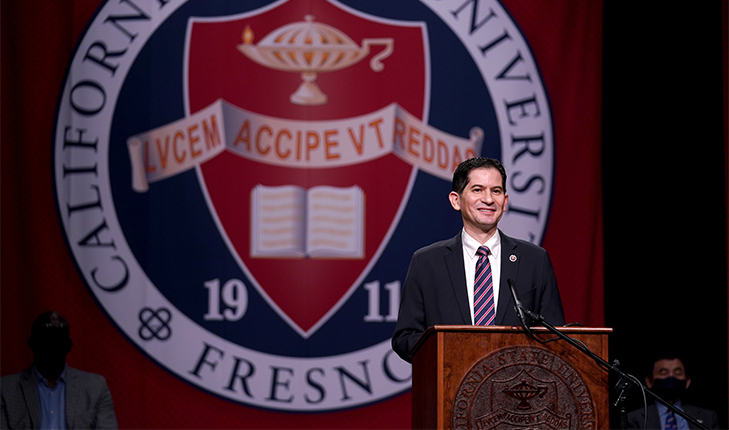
652,377 -> 687,402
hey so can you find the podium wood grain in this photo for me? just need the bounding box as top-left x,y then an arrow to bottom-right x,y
410,326 -> 612,430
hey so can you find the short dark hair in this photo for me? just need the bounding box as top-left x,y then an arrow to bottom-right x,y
29,311 -> 70,341
28,311 -> 73,353
452,157 -> 507,194
645,353 -> 689,379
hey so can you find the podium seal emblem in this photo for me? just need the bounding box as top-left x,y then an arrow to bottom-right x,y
452,346 -> 597,430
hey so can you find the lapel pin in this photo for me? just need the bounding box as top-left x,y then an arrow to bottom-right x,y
509,254 -> 517,262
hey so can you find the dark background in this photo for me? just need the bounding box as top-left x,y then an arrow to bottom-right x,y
603,1 -> 728,426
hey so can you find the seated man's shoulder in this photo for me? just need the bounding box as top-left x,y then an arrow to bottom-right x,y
0,369 -> 34,402
1,368 -> 32,385
684,404 -> 721,429
624,405 -> 651,430
625,405 -> 645,418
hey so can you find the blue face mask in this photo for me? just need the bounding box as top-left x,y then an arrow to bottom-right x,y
652,376 -> 687,402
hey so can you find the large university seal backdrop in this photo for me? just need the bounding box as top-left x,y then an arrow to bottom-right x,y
53,0 -> 553,411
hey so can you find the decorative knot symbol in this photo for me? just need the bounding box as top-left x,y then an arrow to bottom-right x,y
138,307 -> 172,341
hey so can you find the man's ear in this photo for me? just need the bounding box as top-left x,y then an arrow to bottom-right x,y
645,376 -> 653,388
685,377 -> 691,390
449,191 -> 461,211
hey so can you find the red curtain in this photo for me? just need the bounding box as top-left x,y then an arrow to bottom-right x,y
1,1 -> 603,428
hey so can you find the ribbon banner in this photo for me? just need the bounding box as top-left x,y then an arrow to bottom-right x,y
128,100 -> 483,192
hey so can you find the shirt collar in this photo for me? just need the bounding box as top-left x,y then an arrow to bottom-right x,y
33,364 -> 68,386
656,400 -> 684,414
462,228 -> 501,259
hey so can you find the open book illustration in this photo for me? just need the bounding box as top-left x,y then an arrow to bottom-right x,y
251,184 -> 365,259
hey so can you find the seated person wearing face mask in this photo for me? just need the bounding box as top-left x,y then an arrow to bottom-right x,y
627,354 -> 719,429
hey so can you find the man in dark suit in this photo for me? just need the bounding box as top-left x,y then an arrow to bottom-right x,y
627,355 -> 720,429
1,311 -> 118,429
392,157 -> 565,362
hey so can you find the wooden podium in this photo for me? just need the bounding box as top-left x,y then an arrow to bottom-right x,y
410,325 -> 612,430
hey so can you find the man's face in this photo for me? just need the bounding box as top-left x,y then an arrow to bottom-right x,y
646,358 -> 690,388
449,167 -> 508,241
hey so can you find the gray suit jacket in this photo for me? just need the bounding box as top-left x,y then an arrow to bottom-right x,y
1,366 -> 118,429
392,230 -> 565,362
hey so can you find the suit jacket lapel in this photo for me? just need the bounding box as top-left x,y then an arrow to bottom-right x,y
19,367 -> 40,429
444,231 -> 471,325
648,405 -> 661,429
495,231 -> 519,325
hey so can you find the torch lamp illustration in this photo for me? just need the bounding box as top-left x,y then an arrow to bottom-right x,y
503,380 -> 549,410
237,15 -> 394,105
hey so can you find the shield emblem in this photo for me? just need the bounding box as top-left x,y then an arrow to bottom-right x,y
186,0 -> 427,335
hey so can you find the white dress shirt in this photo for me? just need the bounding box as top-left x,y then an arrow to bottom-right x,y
461,229 -> 501,324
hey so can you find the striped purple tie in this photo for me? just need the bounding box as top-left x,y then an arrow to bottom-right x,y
474,245 -> 495,325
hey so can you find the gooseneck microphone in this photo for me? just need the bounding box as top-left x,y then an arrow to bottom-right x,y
507,278 -> 530,328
